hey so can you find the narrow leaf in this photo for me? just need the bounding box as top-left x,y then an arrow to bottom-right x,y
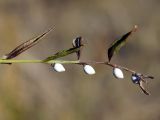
108,25 -> 138,62
43,46 -> 82,62
143,75 -> 154,79
72,36 -> 83,60
139,80 -> 150,95
2,27 -> 53,60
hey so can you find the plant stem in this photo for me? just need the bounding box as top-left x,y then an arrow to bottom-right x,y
0,59 -> 79,64
0,59 -> 153,79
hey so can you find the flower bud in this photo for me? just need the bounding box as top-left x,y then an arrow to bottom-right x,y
113,67 -> 124,79
72,36 -> 82,48
72,36 -> 82,60
52,63 -> 65,72
83,65 -> 95,75
131,73 -> 141,84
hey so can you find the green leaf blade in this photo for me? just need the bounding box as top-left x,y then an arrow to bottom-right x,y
107,25 -> 137,62
43,46 -> 82,62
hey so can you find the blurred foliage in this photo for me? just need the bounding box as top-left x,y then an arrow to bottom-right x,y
0,0 -> 160,120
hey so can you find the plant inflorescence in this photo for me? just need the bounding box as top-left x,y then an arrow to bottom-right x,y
0,25 -> 154,95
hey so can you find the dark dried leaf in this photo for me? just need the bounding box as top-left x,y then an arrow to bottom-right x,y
143,75 -> 154,79
3,27 -> 53,60
108,25 -> 138,62
72,36 -> 83,60
43,46 -> 82,62
139,80 -> 150,95
148,76 -> 154,79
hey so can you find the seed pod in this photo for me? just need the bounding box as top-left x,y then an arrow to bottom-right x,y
83,64 -> 95,75
52,63 -> 65,72
131,73 -> 141,84
113,67 -> 124,79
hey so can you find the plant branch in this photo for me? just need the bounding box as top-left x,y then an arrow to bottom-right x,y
0,59 -> 153,80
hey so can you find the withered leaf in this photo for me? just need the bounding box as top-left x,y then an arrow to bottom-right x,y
3,27 -> 53,60
108,25 -> 137,62
43,46 -> 82,62
139,80 -> 150,95
143,75 -> 154,79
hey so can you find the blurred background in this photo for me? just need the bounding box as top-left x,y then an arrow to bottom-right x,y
0,0 -> 159,120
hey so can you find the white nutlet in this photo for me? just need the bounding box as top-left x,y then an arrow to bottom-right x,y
83,65 -> 96,75
113,67 -> 124,79
52,63 -> 65,72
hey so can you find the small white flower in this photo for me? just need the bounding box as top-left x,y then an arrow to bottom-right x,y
52,63 -> 65,72
83,64 -> 96,75
113,67 -> 124,79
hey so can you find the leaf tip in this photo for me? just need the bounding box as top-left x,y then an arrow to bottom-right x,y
132,25 -> 138,32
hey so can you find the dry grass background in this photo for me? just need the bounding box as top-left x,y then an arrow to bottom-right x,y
0,0 -> 160,120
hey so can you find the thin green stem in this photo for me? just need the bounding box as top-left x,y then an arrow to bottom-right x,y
0,59 -> 79,64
